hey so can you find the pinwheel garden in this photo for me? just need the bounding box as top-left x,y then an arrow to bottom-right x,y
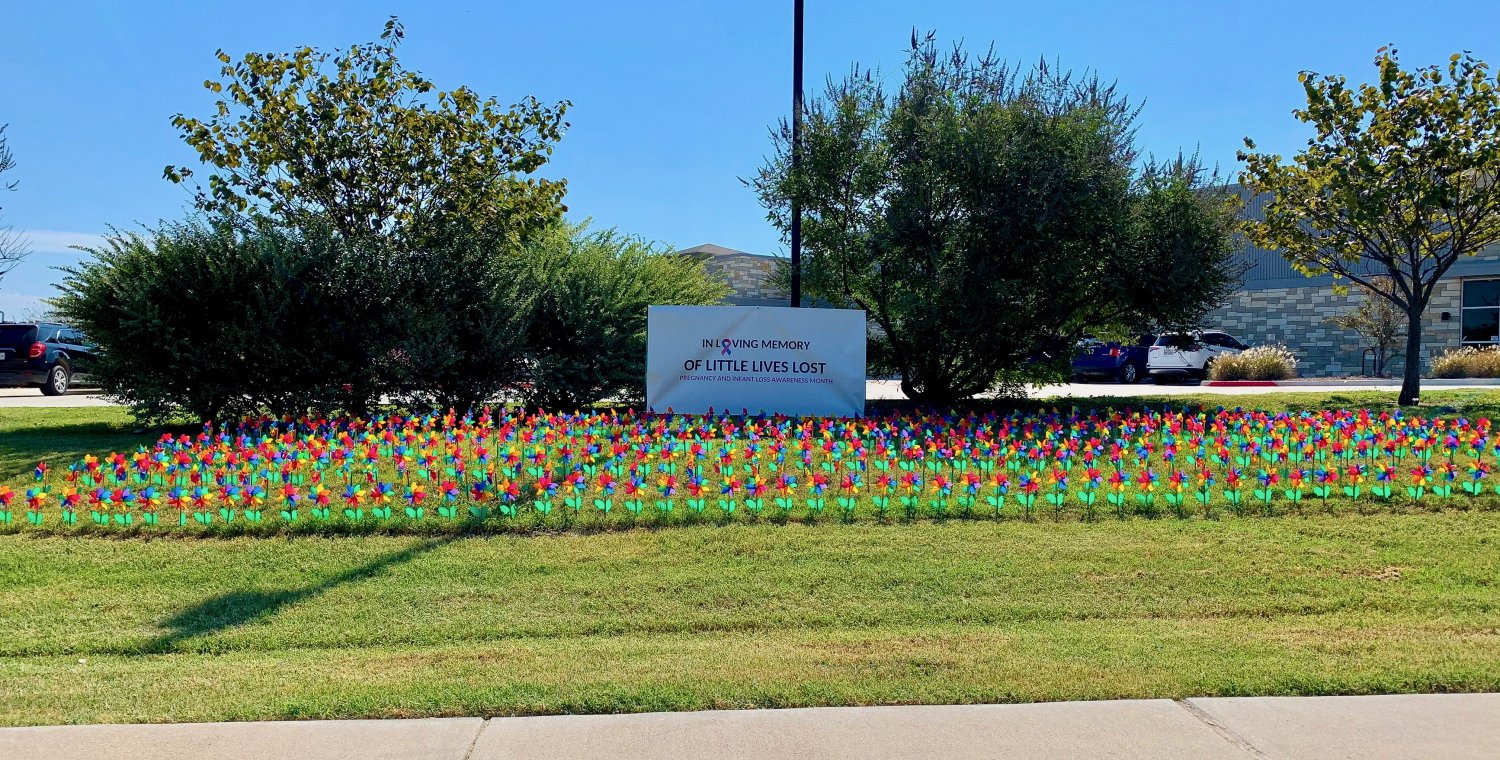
5,403 -> 1500,534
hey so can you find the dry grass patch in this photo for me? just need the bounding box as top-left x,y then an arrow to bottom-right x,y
1432,346 -> 1500,378
1208,344 -> 1299,380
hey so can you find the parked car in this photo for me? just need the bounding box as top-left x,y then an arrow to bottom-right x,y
0,322 -> 98,395
1071,334 -> 1155,384
1147,330 -> 1247,381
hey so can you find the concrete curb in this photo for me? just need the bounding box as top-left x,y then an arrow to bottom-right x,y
1424,378 -> 1500,385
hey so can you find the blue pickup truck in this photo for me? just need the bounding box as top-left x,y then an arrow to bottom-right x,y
1071,334 -> 1155,384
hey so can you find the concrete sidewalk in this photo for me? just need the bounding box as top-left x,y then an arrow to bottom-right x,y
1,694 -> 1496,760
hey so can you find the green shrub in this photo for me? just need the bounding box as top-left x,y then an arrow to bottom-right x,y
1430,346 -> 1500,378
57,221 -> 344,422
55,216 -> 730,420
53,219 -> 530,421
518,223 -> 731,409
1207,345 -> 1298,381
382,226 -> 531,411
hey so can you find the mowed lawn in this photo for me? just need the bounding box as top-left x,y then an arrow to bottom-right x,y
2,394 -> 1500,726
1,515 -> 1498,725
0,406 -> 144,486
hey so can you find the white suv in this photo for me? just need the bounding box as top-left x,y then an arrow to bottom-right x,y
1147,331 -> 1247,381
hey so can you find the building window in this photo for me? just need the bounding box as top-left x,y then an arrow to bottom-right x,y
1461,279 -> 1500,345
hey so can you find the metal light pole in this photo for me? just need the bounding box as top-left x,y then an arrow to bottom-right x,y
789,0 -> 804,308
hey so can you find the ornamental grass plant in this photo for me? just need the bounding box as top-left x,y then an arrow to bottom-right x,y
1431,346 -> 1500,379
1208,345 -> 1298,381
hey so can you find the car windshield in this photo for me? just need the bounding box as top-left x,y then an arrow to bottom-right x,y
1153,334 -> 1197,348
0,325 -> 38,347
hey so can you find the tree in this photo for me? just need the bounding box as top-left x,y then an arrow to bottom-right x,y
1239,47 -> 1500,405
517,222 -> 731,409
752,34 -> 1238,404
1327,277 -> 1405,377
95,18 -> 579,421
0,124 -> 29,290
164,17 -> 569,247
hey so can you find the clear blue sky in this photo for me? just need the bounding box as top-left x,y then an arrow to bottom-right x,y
2,0 -> 1498,316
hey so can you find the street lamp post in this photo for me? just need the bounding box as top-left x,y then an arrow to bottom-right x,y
790,0 -> 804,308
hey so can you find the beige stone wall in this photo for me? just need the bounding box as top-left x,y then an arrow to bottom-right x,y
1206,280 -> 1463,377
701,254 -> 787,305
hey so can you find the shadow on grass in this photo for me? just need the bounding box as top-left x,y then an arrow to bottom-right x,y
141,535 -> 456,654
0,430 -> 152,485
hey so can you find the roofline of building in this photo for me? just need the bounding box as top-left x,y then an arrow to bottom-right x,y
673,243 -> 780,260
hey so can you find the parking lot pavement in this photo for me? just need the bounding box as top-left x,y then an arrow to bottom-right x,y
0,388 -> 115,408
870,378 -> 1500,400
869,379 -> 1317,401
1030,381 -> 1390,398
6,380 -> 1498,410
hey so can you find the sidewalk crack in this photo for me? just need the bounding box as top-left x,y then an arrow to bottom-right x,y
1175,699 -> 1271,759
461,718 -> 489,760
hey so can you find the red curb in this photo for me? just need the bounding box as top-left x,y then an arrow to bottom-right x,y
1205,381 -> 1280,387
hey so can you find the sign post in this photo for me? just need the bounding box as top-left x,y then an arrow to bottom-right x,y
646,306 -> 866,416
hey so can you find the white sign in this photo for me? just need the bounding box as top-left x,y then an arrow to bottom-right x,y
646,305 -> 866,416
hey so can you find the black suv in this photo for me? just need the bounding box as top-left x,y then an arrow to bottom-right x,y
0,322 -> 98,395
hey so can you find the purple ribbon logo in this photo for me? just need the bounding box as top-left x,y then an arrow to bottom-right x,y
720,338 -> 732,356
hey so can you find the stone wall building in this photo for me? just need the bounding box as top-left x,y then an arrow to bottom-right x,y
1206,189 -> 1500,377
674,243 -> 788,307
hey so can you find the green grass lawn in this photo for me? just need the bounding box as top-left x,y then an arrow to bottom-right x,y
0,406 -> 143,486
2,394 -> 1500,726
1,515 -> 1498,725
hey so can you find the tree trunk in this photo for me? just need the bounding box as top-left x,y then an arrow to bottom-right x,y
1398,310 -> 1424,406
900,374 -> 954,407
900,375 -> 932,405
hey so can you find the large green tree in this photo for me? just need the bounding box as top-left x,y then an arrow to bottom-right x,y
93,17 -> 577,420
753,35 -> 1237,403
1240,47 -> 1500,406
164,17 -> 568,246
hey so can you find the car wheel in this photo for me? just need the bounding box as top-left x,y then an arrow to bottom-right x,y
41,363 -> 70,396
1119,362 -> 1141,384
1200,359 -> 1215,382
